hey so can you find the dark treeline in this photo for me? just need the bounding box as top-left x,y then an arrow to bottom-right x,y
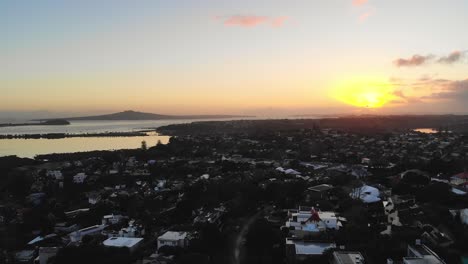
157,115 -> 468,136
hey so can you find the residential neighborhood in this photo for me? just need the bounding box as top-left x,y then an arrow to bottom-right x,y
0,126 -> 467,263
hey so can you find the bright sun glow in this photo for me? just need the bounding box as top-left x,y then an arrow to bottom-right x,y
331,76 -> 394,108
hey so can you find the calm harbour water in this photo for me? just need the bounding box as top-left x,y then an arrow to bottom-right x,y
0,117 -> 326,158
0,119 -> 226,158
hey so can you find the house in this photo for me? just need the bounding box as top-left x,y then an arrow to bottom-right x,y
69,225 -> 107,242
403,243 -> 446,264
15,250 -> 36,263
450,171 -> 468,186
157,231 -> 188,249
38,247 -> 60,264
460,209 -> 468,225
64,208 -> 89,218
331,251 -> 365,264
103,237 -> 143,252
102,214 -> 126,225
285,238 -> 335,264
87,192 -> 102,205
73,173 -> 87,184
420,225 -> 453,248
276,167 -> 301,175
307,184 -> 334,200
285,207 -> 343,234
118,220 -> 145,238
46,170 -> 63,180
350,185 -> 381,203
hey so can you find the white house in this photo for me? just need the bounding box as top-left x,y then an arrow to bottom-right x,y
286,238 -> 335,261
73,173 -> 87,184
285,207 -> 343,232
103,237 -> 143,252
157,231 -> 188,249
350,185 -> 381,203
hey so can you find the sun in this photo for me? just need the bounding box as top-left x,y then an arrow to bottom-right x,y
331,76 -> 394,108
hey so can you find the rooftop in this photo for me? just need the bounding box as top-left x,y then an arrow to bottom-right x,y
103,237 -> 143,248
308,184 -> 333,192
333,251 -> 365,264
158,231 -> 187,241
286,239 -> 335,255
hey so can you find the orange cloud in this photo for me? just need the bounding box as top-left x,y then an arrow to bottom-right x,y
353,0 -> 368,6
217,15 -> 288,28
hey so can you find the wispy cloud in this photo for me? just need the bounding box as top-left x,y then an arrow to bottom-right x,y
390,90 -> 422,104
352,0 -> 374,23
421,79 -> 468,100
394,50 -> 467,67
216,15 -> 288,28
437,50 -> 465,64
394,55 -> 434,67
352,0 -> 368,6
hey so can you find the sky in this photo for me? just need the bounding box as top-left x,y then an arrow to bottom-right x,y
2,0 -> 468,118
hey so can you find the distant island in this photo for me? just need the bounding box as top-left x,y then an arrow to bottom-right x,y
0,119 -> 70,128
35,110 -> 253,121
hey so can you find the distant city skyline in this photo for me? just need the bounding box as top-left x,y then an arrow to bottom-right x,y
2,0 -> 468,117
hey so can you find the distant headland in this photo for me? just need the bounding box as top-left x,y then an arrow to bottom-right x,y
0,119 -> 70,128
34,110 -> 253,121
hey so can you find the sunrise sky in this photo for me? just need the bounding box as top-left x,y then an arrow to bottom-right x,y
2,0 -> 468,117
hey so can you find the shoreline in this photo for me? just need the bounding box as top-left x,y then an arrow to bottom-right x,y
0,131 -> 155,139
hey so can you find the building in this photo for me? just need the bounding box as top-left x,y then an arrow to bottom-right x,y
285,207 -> 343,232
64,208 -> 89,218
157,231 -> 188,249
307,184 -> 334,200
69,225 -> 107,242
118,220 -> 145,238
403,244 -> 446,264
103,237 -> 143,252
450,171 -> 468,186
102,214 -> 126,225
38,247 -> 60,264
460,209 -> 468,225
46,170 -> 63,180
285,238 -> 335,263
350,185 -> 381,203
14,250 -> 36,263
73,173 -> 88,183
332,251 -> 365,264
